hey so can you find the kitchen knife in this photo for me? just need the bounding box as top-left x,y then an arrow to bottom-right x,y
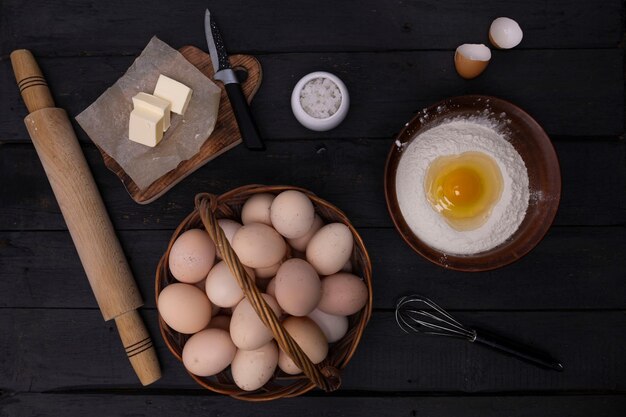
205,9 -> 265,150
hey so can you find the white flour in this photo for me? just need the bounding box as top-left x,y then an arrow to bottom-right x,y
396,119 -> 529,255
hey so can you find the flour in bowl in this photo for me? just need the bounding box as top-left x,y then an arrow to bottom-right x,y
395,119 -> 529,255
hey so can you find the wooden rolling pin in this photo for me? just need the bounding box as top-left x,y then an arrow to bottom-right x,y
10,49 -> 161,386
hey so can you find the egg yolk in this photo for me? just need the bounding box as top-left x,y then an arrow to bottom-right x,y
424,152 -> 503,231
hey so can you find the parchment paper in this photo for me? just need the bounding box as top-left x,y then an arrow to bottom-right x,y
76,36 -> 221,190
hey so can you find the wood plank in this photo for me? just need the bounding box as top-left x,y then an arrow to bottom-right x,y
1,226 -> 624,310
2,393 -> 625,417
0,140 -> 623,231
0,309 -> 624,392
1,49 -> 623,141
0,0 -> 622,56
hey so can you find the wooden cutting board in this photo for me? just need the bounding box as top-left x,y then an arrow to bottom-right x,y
97,46 -> 262,204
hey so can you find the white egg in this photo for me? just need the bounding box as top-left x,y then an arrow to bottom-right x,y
205,261 -> 255,308
308,308 -> 349,343
489,17 -> 523,49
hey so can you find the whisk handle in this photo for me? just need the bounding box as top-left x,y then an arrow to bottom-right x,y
473,329 -> 563,371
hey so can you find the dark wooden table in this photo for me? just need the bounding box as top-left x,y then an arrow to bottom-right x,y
1,1 -> 625,415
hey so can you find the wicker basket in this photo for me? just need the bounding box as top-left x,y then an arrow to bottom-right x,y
155,185 -> 373,401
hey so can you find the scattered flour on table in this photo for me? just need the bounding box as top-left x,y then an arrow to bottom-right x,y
395,119 -> 529,255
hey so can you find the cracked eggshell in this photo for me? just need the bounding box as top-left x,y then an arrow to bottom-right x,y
489,17 -> 523,49
231,341 -> 279,391
454,44 -> 491,79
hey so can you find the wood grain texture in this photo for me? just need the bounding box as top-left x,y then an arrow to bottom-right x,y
1,0 -> 625,410
0,140 -> 623,231
114,309 -> 161,386
1,50 -> 623,141
1,227 -> 624,311
2,394 -> 625,417
0,0 -> 622,55
9,50 -> 55,112
23,109 -> 143,320
0,309 -> 624,393
97,47 -> 262,204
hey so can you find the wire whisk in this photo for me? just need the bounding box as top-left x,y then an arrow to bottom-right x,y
395,295 -> 563,371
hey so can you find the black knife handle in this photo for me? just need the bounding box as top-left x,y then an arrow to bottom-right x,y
225,82 -> 265,151
473,328 -> 564,371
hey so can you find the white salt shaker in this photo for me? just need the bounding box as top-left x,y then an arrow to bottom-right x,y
291,71 -> 350,131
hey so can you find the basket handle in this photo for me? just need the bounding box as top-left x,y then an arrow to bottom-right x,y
194,193 -> 341,392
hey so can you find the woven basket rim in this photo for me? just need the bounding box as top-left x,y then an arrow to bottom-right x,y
155,184 -> 373,401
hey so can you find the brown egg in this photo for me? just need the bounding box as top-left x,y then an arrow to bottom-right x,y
306,223 -> 354,276
157,283 -> 212,334
231,340 -> 278,391
232,223 -> 287,268
454,44 -> 491,79
275,259 -> 321,316
265,277 -> 277,297
287,214 -> 324,252
270,190 -> 315,239
318,272 -> 368,316
241,193 -> 275,226
215,219 -> 242,259
230,293 -> 281,350
254,261 -> 282,279
169,229 -> 216,283
278,317 -> 328,375
206,314 -> 231,331
182,328 -> 236,377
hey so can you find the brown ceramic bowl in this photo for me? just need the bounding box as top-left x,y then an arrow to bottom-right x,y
384,95 -> 561,272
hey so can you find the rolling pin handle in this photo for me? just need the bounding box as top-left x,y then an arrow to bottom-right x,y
114,310 -> 162,386
10,49 -> 56,113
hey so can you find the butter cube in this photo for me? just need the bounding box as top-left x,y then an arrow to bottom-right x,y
132,92 -> 171,131
154,74 -> 192,115
129,107 -> 164,147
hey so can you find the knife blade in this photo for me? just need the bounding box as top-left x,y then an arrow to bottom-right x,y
205,9 -> 265,150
